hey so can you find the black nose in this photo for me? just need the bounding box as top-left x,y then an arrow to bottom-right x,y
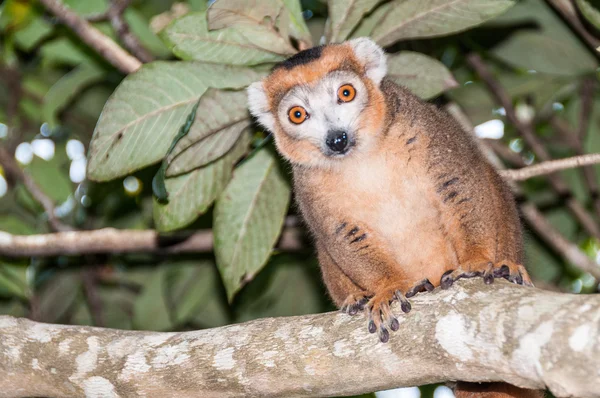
326,130 -> 349,154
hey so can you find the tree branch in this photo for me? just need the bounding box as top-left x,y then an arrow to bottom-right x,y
466,52 -> 600,240
39,0 -> 142,74
0,280 -> 597,397
0,227 -> 303,257
545,0 -> 600,60
105,0 -> 154,63
499,153 -> 600,181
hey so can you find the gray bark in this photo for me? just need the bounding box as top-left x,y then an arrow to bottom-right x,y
1,279 -> 598,398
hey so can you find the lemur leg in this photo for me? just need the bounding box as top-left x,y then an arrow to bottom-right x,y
325,221 -> 413,343
317,245 -> 370,315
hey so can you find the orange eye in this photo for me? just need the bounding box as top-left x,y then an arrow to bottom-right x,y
288,106 -> 308,124
337,84 -> 356,102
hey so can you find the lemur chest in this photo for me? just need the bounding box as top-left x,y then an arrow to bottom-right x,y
337,155 -> 455,272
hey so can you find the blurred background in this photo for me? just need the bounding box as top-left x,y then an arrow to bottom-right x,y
1,1 -> 600,397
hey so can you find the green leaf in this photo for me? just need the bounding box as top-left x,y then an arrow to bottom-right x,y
27,151 -> 73,204
124,8 -> 171,58
152,97 -> 202,202
87,61 -> 262,181
327,0 -> 383,43
491,0 -> 597,76
576,0 -> 600,30
161,11 -> 293,66
13,16 -> 53,51
387,52 -> 457,99
235,256 -> 323,322
371,0 -> 516,47
0,263 -> 28,299
165,260 -> 229,328
132,267 -> 173,331
349,1 -> 392,39
153,132 -> 251,232
36,271 -> 81,323
39,37 -> 95,67
494,32 -> 597,76
281,0 -> 313,47
214,148 -> 291,301
166,88 -> 251,176
43,63 -> 105,128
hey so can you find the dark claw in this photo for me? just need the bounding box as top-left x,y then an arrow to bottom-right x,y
390,318 -> 400,331
400,300 -> 411,313
379,327 -> 390,343
483,272 -> 494,284
495,265 -> 510,278
509,273 -> 523,285
441,270 -> 454,289
424,280 -> 435,291
348,305 -> 359,315
368,320 -> 377,334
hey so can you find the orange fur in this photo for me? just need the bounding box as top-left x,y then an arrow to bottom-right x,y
251,40 -> 538,397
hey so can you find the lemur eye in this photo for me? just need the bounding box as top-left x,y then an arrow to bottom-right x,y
337,84 -> 356,103
288,106 -> 308,124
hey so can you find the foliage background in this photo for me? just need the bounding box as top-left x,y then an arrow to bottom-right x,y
1,0 -> 600,396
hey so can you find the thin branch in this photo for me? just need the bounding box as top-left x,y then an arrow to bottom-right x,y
0,227 -> 304,257
545,0 -> 600,60
0,280 -> 598,397
39,0 -> 142,74
520,202 -> 600,279
500,153 -> 600,181
466,52 -> 600,240
106,0 -> 154,63
0,147 -> 70,232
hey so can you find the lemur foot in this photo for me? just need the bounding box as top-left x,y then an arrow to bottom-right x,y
440,261 -> 533,289
340,293 -> 370,316
405,278 -> 435,298
365,286 -> 411,343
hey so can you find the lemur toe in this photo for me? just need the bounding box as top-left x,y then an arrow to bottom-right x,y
405,278 -> 435,298
341,294 -> 370,316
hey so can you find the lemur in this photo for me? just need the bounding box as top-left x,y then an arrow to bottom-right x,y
247,38 -> 541,398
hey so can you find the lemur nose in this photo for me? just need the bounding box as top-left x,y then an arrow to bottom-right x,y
326,130 -> 349,154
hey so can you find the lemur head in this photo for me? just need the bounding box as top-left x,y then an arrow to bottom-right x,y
247,38 -> 388,168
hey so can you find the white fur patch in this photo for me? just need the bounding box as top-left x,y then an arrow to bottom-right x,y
348,37 -> 387,85
247,81 -> 275,133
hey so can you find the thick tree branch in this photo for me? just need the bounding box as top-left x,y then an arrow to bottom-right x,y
0,280 -> 598,398
39,0 -> 142,74
499,153 -> 600,181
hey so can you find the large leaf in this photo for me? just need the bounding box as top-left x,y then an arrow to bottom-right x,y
153,132 -> 251,232
281,0 -> 313,47
43,63 -> 105,128
371,0 -> 516,47
349,1 -> 392,39
87,62 -> 262,181
491,0 -> 597,76
166,88 -> 251,176
576,0 -> 600,30
387,52 -> 457,99
165,260 -> 229,328
214,148 -> 291,301
327,0 -> 383,43
161,12 -> 293,66
132,267 -> 173,331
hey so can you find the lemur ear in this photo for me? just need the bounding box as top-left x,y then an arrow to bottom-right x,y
348,37 -> 387,86
247,81 -> 276,133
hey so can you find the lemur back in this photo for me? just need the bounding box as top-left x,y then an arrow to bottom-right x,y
248,38 -> 540,398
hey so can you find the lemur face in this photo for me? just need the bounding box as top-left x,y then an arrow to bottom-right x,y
248,38 -> 388,168
276,70 -> 368,158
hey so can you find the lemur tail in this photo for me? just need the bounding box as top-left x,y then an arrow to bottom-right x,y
454,382 -> 544,398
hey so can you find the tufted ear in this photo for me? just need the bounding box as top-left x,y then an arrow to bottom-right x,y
247,81 -> 276,133
348,37 -> 387,86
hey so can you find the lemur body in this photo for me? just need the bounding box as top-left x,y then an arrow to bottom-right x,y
248,38 -> 539,398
